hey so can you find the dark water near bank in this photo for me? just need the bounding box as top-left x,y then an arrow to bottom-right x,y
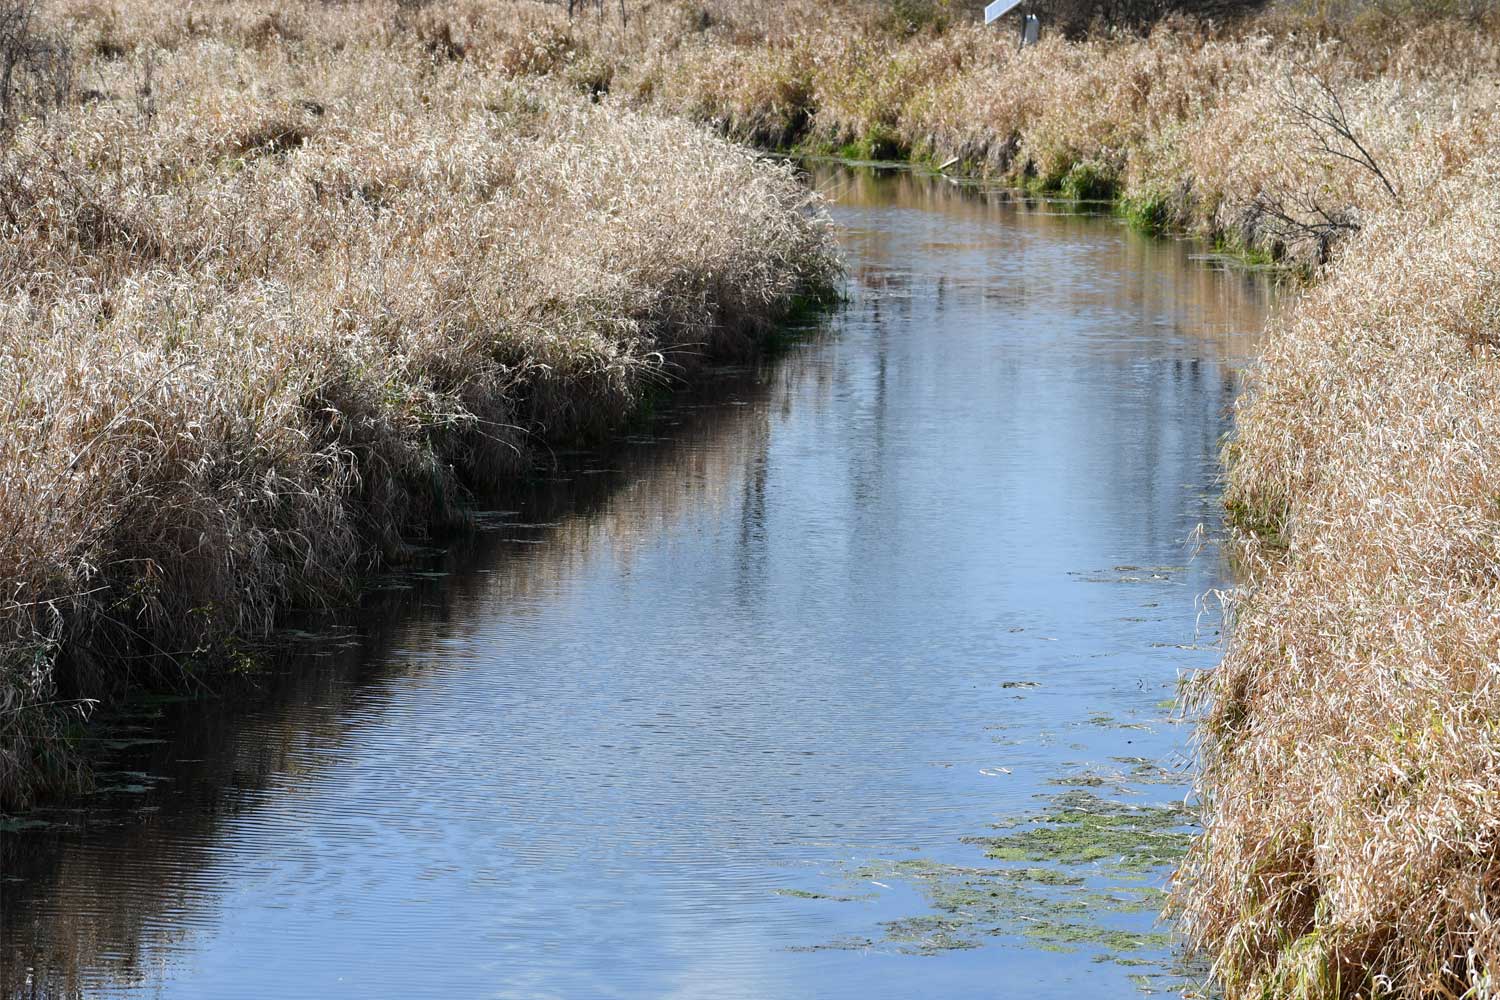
1,165 -> 1273,999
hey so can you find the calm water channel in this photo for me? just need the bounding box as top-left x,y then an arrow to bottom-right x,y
1,164 -> 1274,999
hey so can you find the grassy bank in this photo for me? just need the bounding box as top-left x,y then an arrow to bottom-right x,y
405,0 -> 1500,269
0,0 -> 838,808
1179,136 -> 1500,999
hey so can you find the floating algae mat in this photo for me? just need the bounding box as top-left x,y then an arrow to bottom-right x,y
970,790 -> 1193,873
779,789 -> 1196,984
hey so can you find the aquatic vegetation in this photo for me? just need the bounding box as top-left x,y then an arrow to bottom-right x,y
784,935 -> 875,954
788,791 -> 1194,966
971,791 -> 1194,873
774,887 -> 876,902
1059,160 -> 1118,203
880,915 -> 983,954
1050,759 -> 1181,790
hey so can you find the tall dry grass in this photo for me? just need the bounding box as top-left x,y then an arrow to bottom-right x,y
417,0 -> 1500,268
0,0 -> 837,807
1175,146 -> 1500,997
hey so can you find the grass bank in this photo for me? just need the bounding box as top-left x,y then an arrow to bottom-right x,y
1179,131 -> 1500,1000
406,0 -> 1500,268
418,0 -> 1500,992
0,0 -> 838,808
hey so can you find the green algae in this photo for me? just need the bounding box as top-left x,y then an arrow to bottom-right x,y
784,936 -> 874,953
881,914 -> 984,953
0,815 -> 67,833
1050,773 -> 1115,788
1084,712 -> 1155,732
1080,887 -> 1168,914
843,852 -> 1180,958
1070,565 -> 1185,584
774,887 -> 876,902
790,788 -> 1198,974
1052,759 -> 1178,790
1021,920 -> 1170,952
972,791 -> 1193,872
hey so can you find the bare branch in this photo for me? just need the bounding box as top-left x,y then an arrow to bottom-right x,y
0,0 -> 71,138
1279,72 -> 1400,203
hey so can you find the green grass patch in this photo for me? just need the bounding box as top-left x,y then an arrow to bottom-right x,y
1060,161 -> 1119,202
1118,192 -> 1172,235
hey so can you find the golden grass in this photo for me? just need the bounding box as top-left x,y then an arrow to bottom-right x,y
1178,149 -> 1500,998
418,0 -> 1500,268
0,0 -> 837,807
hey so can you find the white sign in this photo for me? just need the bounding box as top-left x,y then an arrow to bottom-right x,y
984,0 -> 1023,23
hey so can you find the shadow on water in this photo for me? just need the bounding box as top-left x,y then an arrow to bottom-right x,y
1,163 -> 1277,1000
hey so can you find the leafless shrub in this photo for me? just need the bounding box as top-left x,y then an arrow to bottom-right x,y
1243,191 -> 1355,263
0,0 -> 71,134
1284,73 -> 1400,200
1242,74 -> 1402,264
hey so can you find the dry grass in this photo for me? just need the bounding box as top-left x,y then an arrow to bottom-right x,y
0,0 -> 837,808
423,0 -> 1500,269
1177,147 -> 1500,998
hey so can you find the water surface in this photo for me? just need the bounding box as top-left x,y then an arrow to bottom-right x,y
1,164 -> 1273,999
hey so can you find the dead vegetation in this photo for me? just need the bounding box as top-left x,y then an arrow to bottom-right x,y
1181,149 -> 1500,996
0,0 -> 837,808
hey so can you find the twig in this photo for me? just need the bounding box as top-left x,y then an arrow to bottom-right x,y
1280,72 -> 1400,203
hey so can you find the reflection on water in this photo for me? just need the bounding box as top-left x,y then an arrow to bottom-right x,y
1,165 -> 1274,1000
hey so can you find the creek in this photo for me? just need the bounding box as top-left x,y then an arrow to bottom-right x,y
1,163 -> 1274,999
